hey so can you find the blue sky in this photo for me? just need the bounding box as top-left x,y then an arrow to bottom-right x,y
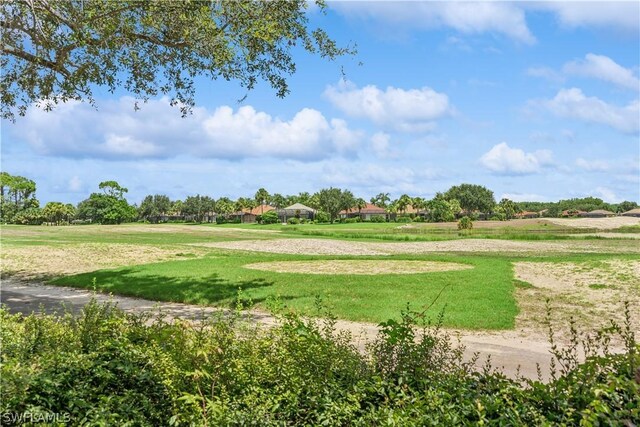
2,1 -> 639,205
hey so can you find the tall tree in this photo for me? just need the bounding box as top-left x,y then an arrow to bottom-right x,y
0,172 -> 39,222
315,188 -> 354,222
42,201 -> 74,224
271,193 -> 287,209
444,184 -> 495,215
183,195 -> 215,222
1,0 -> 354,120
254,188 -> 270,213
139,194 -> 171,222
370,193 -> 390,209
396,194 -> 413,214
77,181 -> 136,224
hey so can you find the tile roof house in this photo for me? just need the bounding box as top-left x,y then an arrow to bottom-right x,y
339,203 -> 388,220
561,209 -> 586,217
515,211 -> 539,219
621,208 -> 640,217
278,203 -> 316,221
580,209 -> 616,218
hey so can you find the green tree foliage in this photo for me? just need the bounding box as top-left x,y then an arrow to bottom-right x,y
395,194 -> 413,214
233,197 -> 255,213
214,197 -> 234,217
42,201 -> 75,224
315,188 -> 355,222
370,192 -> 391,209
427,194 -> 458,223
76,181 -> 136,224
270,193 -> 287,209
139,195 -> 172,222
182,195 -> 216,222
2,300 -> 638,425
494,198 -> 520,221
1,0 -> 354,120
617,200 -> 639,213
11,207 -> 44,225
457,216 -> 473,230
0,172 -> 39,223
444,183 -> 496,214
254,188 -> 271,208
260,210 -> 279,224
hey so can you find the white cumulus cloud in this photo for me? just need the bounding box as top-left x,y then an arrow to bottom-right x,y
563,54 -> 639,91
534,2 -> 640,32
575,158 -> 610,172
324,80 -> 451,132
480,142 -> 553,175
10,97 -> 363,161
331,2 -> 535,44
539,88 -> 639,134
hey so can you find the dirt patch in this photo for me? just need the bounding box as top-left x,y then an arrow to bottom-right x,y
542,217 -> 640,230
0,243 -> 205,280
195,238 -> 640,255
514,259 -> 640,335
243,260 -> 473,275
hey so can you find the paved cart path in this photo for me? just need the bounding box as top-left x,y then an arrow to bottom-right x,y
0,278 -> 557,380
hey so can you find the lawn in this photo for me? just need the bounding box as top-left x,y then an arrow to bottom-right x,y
49,252 -> 518,330
3,222 -> 638,331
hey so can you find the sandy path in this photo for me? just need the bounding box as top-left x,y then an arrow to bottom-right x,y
193,238 -> 640,255
543,217 -> 640,229
0,278 -> 554,380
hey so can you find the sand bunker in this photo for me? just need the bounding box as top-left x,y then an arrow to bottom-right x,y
514,259 -> 640,333
194,238 -> 640,255
243,260 -> 473,275
0,243 -> 206,280
543,217 -> 640,230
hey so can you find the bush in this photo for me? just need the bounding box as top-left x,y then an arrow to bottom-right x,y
315,211 -> 330,223
412,216 -> 424,222
1,300 -> 638,426
261,210 -> 279,224
344,217 -> 360,223
287,217 -> 300,225
395,215 -> 412,223
370,215 -> 386,223
457,216 -> 473,230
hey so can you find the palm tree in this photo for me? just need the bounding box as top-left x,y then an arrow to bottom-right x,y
254,188 -> 270,214
355,197 -> 367,219
396,194 -> 412,214
370,192 -> 390,209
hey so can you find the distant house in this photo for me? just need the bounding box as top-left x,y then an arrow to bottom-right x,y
561,209 -> 586,218
340,203 -> 388,221
580,209 -> 616,218
515,211 -> 539,219
278,203 -> 316,222
249,205 -> 276,216
229,205 -> 275,223
621,208 -> 640,218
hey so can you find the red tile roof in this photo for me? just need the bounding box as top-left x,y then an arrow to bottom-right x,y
340,203 -> 387,215
242,205 -> 275,215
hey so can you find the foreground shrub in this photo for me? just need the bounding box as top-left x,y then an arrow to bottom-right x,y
458,216 -> 473,230
260,210 -> 279,224
1,300 -> 638,426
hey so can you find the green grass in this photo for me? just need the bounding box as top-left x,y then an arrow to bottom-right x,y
213,221 -> 627,243
0,223 -> 277,247
49,252 -> 518,330
6,223 -> 639,331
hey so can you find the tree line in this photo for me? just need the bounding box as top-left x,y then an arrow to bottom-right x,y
0,173 -> 637,225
